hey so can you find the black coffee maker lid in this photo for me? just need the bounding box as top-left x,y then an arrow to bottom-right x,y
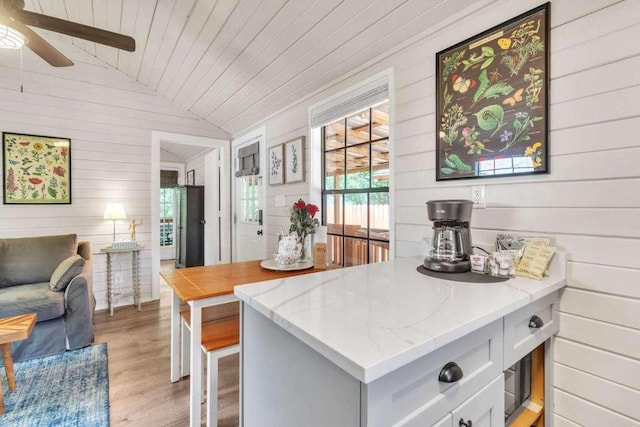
426,199 -> 473,222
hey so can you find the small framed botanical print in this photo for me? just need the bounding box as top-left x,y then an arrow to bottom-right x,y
284,137 -> 305,184
3,132 -> 72,204
268,144 -> 284,185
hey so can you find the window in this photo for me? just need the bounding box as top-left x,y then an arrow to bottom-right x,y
239,175 -> 260,223
160,188 -> 174,247
322,101 -> 390,267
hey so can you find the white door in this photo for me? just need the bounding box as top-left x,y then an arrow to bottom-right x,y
233,139 -> 266,262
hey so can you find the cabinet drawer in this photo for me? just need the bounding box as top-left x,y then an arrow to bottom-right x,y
452,374 -> 504,427
363,319 -> 503,427
503,291 -> 560,368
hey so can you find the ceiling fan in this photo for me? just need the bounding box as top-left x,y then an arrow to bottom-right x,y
0,0 -> 135,67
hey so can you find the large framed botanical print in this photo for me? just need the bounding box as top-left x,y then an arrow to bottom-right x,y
3,132 -> 72,204
435,3 -> 549,181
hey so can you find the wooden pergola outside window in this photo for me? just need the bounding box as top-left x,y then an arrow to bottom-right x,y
321,101 -> 390,267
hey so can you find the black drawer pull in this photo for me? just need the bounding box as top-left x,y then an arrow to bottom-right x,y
529,315 -> 544,329
438,362 -> 463,383
459,418 -> 472,427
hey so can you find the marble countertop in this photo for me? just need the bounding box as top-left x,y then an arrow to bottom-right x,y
234,254 -> 566,384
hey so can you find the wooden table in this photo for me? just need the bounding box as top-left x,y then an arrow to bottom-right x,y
0,313 -> 36,414
160,260 -> 325,427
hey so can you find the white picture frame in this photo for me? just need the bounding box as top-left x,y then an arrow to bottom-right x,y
268,144 -> 284,185
284,136 -> 305,184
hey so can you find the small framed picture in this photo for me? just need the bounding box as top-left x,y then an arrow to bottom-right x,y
284,137 -> 305,184
268,144 -> 284,185
186,169 -> 195,185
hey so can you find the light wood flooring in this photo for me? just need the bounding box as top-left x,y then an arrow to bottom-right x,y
93,260 -> 239,426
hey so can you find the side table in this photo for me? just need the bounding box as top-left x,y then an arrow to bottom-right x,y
0,313 -> 36,415
100,245 -> 143,317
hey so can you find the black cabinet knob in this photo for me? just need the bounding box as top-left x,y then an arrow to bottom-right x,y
529,315 -> 544,329
459,418 -> 472,427
257,229 -> 263,236
438,362 -> 463,383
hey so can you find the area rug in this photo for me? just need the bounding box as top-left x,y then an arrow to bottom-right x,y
1,343 -> 109,426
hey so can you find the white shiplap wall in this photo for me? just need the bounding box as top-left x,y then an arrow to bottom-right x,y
236,0 -> 640,424
0,39 -> 229,311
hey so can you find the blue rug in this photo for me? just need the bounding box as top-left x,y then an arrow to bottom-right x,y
1,344 -> 109,426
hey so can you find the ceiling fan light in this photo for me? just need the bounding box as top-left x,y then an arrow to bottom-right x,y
0,24 -> 25,49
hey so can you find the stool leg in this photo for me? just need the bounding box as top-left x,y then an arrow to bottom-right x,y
207,351 -> 218,427
181,321 -> 190,378
201,348 -> 206,404
1,343 -> 16,390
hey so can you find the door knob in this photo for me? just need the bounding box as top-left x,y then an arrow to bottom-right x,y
459,418 -> 472,427
438,362 -> 463,383
529,315 -> 544,329
257,230 -> 263,236
200,220 -> 206,225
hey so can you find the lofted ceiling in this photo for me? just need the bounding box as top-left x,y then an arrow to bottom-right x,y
23,0 -> 477,135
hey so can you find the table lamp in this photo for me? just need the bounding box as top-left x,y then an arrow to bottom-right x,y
104,202 -> 126,242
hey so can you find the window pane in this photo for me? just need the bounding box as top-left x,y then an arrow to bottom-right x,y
325,194 -> 343,236
327,235 -> 343,267
344,193 -> 367,238
371,102 -> 389,140
325,120 -> 345,150
369,241 -> 389,263
371,140 -> 389,188
325,149 -> 345,190
345,237 -> 368,267
370,192 -> 389,240
346,145 -> 369,189
346,109 -> 370,146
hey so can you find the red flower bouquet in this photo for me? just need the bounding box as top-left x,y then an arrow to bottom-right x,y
289,199 -> 320,261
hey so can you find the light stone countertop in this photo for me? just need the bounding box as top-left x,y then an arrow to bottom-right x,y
234,254 -> 566,384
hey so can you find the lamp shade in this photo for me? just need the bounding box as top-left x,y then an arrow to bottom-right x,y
103,203 -> 126,221
0,24 -> 25,49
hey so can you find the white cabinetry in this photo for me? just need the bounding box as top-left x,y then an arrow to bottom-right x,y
374,320 -> 503,426
504,291 -> 559,368
237,255 -> 566,427
451,375 -> 504,427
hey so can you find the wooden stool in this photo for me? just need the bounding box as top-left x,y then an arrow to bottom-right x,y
181,311 -> 239,427
0,313 -> 37,415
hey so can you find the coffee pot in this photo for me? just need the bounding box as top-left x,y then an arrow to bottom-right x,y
423,200 -> 474,273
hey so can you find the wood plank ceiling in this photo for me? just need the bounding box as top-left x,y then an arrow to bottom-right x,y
24,0 -> 476,135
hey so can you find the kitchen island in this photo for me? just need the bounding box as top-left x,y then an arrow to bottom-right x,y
234,254 -> 566,426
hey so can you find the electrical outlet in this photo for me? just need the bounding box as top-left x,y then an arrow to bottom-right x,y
471,185 -> 486,209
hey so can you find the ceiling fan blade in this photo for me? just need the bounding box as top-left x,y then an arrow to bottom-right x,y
11,9 -> 135,52
0,16 -> 73,67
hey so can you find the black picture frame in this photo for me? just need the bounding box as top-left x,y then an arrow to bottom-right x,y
186,169 -> 195,185
3,132 -> 72,204
435,3 -> 550,181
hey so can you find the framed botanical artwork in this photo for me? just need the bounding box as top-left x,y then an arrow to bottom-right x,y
3,132 -> 72,204
268,143 -> 284,185
435,3 -> 549,181
186,169 -> 195,185
284,137 -> 305,184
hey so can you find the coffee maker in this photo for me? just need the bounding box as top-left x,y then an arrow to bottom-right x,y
423,200 -> 474,273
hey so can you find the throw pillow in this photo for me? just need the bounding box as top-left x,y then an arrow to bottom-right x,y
50,254 -> 85,291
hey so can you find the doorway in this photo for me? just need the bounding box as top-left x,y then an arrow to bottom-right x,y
151,131 -> 230,300
232,127 -> 266,262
